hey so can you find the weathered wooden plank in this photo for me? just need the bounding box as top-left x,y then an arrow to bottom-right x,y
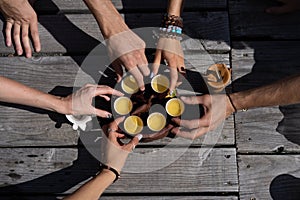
100,196 -> 238,200
124,12 -> 230,52
33,0 -> 227,13
232,41 -> 300,88
238,155 -> 300,200
229,0 -> 300,39
235,106 -> 300,153
107,148 -> 238,193
0,12 -> 230,54
0,148 -> 237,193
0,56 -> 88,147
231,41 -> 300,152
0,195 -> 239,200
0,148 -> 78,185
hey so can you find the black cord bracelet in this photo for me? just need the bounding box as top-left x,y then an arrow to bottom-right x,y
226,93 -> 237,113
100,164 -> 120,183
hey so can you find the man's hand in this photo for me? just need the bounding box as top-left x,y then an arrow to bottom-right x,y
266,0 -> 300,14
171,94 -> 234,139
107,30 -> 149,91
0,0 -> 41,58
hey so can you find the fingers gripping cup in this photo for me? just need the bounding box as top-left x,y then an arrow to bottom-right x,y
114,96 -> 133,115
124,116 -> 144,135
121,75 -> 139,94
151,74 -> 170,93
166,98 -> 185,117
147,112 -> 167,132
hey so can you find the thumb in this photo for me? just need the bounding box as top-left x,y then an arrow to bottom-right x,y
124,134 -> 143,152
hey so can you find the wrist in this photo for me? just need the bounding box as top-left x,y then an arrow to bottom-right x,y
226,93 -> 236,115
54,96 -> 72,115
101,164 -> 120,183
85,0 -> 129,38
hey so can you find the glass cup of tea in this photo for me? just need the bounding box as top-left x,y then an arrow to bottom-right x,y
165,98 -> 185,117
124,115 -> 144,135
114,96 -> 133,115
151,74 -> 170,93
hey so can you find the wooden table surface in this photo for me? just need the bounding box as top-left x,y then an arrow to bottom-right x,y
0,0 -> 299,199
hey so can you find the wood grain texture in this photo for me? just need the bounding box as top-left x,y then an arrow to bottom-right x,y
33,0 -> 227,13
229,0 -> 300,39
238,155 -> 300,200
101,196 -> 238,200
0,12 -> 230,54
0,56 -> 88,147
0,148 -> 77,185
231,41 -> 300,153
0,195 -> 238,200
235,107 -> 300,153
0,148 -> 237,194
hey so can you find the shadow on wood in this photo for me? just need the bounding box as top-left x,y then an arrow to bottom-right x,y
270,174 -> 300,200
0,139 -> 100,200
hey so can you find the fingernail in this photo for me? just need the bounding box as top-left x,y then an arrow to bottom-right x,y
132,145 -> 136,150
149,72 -> 154,79
18,50 -> 22,55
107,114 -> 113,119
181,96 -> 187,101
137,134 -> 143,141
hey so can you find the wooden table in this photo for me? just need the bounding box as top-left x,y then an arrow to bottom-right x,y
0,0 -> 299,199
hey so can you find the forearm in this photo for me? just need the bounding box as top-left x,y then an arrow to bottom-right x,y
63,169 -> 115,200
167,0 -> 184,16
231,75 -> 300,110
83,0 -> 128,38
0,76 -> 69,114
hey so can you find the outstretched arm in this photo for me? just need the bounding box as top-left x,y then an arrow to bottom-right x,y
63,117 -> 142,200
230,74 -> 300,111
152,0 -> 185,94
83,0 -> 149,91
0,76 -> 123,117
172,74 -> 300,139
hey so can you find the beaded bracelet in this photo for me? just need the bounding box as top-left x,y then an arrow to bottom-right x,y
153,14 -> 183,41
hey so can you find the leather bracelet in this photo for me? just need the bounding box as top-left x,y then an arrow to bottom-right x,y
226,93 -> 237,113
100,164 -> 120,183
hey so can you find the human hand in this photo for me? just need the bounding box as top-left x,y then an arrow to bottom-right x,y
171,94 -> 234,139
266,0 -> 300,14
62,84 -> 123,118
0,0 -> 40,58
152,37 -> 185,93
102,117 -> 142,173
106,30 -> 150,91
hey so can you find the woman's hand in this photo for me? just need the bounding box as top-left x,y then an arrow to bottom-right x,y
152,38 -> 185,93
62,84 -> 123,118
0,0 -> 40,57
102,117 -> 142,173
